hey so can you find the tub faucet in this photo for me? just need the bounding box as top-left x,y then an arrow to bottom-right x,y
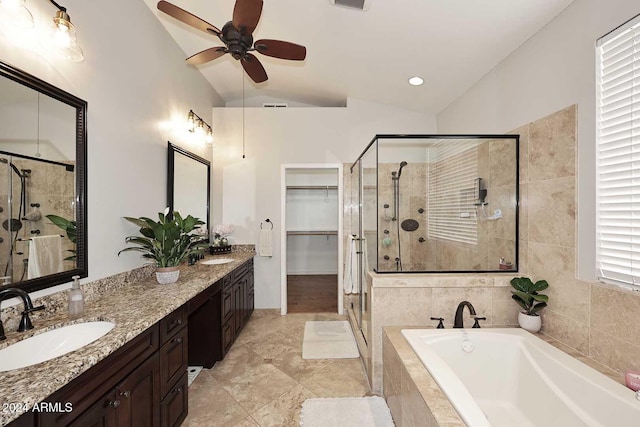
0,287 -> 45,340
454,301 -> 476,328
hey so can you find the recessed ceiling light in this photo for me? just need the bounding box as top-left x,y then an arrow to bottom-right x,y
408,76 -> 424,86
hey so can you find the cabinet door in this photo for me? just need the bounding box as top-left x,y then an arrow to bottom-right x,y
116,352 -> 160,427
68,390 -> 118,427
233,279 -> 244,336
244,270 -> 254,321
222,288 -> 233,323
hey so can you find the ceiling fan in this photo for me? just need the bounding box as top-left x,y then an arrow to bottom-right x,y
157,0 -> 307,83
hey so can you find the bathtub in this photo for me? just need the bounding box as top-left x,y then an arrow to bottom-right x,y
401,328 -> 640,427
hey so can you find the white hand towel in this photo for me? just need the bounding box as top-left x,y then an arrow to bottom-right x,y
28,235 -> 64,279
343,235 -> 357,294
259,227 -> 273,257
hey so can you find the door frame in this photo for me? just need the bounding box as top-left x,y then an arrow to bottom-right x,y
280,163 -> 344,315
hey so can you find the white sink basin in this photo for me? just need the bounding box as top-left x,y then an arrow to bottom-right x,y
201,258 -> 235,265
0,321 -> 115,372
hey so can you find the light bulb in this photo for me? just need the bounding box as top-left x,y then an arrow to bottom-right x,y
47,10 -> 84,62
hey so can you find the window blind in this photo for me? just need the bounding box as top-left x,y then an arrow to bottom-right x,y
427,142 -> 478,245
596,15 -> 640,288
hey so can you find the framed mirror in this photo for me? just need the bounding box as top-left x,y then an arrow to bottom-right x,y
167,142 -> 210,236
0,61 -> 87,293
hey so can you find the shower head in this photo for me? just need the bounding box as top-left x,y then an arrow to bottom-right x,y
397,161 -> 408,178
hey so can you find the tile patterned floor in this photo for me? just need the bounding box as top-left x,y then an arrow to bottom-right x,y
184,310 -> 372,426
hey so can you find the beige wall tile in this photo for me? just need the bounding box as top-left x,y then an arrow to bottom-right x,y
400,364 -> 438,427
489,138 -> 517,188
518,240 -> 528,275
541,309 -> 590,354
529,243 -> 589,324
591,284 -> 640,346
528,176 -> 575,247
528,105 -> 576,182
590,329 -> 640,373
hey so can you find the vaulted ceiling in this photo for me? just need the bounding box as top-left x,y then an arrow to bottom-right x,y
142,0 -> 574,113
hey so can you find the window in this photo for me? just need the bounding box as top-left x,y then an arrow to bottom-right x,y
427,141 -> 478,245
596,14 -> 640,288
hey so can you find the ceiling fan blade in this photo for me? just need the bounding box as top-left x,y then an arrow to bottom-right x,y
254,39 -> 306,61
241,54 -> 268,83
232,0 -> 263,35
186,47 -> 228,65
157,1 -> 221,36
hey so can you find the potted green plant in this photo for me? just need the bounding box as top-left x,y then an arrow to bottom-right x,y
118,209 -> 206,284
510,276 -> 549,332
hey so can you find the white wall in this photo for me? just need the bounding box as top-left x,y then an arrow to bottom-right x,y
436,0 -> 639,281
213,98 -> 436,308
0,0 -> 223,300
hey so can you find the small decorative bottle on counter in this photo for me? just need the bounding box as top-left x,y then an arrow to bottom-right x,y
68,275 -> 84,318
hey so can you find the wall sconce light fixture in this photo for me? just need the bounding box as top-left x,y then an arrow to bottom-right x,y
187,110 -> 213,144
46,0 -> 83,62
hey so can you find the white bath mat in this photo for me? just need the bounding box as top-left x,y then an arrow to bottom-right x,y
187,366 -> 202,387
302,321 -> 359,359
300,397 -> 394,427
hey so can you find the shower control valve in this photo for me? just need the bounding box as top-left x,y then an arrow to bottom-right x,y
430,317 -> 445,329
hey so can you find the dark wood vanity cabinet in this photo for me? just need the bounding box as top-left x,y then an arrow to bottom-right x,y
30,306 -> 188,427
188,258 -> 254,367
8,257 -> 254,427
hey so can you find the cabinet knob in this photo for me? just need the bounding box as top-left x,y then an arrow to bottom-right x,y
108,399 -> 121,408
172,337 -> 183,344
173,387 -> 182,394
120,390 -> 131,398
176,319 -> 183,325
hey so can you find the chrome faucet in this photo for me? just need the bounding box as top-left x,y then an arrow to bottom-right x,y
453,301 -> 476,328
0,287 -> 45,340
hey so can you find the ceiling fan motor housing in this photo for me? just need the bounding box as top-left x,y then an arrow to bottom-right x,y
221,21 -> 254,59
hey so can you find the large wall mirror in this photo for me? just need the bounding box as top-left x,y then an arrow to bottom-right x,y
167,142 -> 210,236
0,61 -> 87,293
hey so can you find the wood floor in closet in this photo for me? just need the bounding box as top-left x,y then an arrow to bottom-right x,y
287,274 -> 338,313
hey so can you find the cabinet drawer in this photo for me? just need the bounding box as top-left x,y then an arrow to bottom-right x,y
223,274 -> 233,290
233,262 -> 249,280
160,327 -> 188,398
222,318 -> 234,355
160,306 -> 186,343
160,372 -> 188,427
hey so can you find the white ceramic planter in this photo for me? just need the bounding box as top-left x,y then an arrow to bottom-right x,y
518,312 -> 542,333
156,266 -> 180,284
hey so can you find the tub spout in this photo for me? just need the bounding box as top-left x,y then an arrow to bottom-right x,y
453,301 -> 476,328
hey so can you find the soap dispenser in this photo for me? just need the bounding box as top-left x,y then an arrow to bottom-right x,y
68,275 -> 84,318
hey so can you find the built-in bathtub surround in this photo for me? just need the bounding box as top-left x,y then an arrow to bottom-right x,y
383,327 -> 625,427
0,248 -> 255,425
366,273 -> 516,393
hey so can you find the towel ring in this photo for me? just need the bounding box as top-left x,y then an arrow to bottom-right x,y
261,219 -> 273,230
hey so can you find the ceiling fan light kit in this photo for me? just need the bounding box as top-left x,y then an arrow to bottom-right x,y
157,0 -> 307,83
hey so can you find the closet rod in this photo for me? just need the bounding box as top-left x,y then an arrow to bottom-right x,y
286,185 -> 338,190
286,230 -> 338,236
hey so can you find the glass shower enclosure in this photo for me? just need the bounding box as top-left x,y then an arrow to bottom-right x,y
349,134 -> 519,337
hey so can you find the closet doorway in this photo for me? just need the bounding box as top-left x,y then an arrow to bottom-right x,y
280,164 -> 343,315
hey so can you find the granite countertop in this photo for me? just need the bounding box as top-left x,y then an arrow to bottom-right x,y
0,250 -> 255,424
